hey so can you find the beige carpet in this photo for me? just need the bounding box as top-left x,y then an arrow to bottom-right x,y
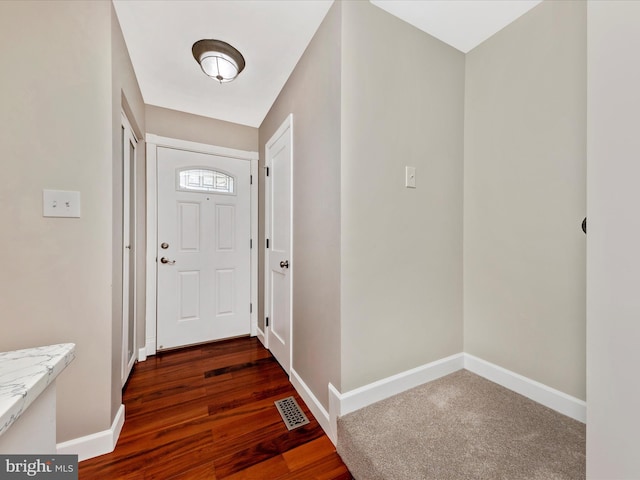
337,370 -> 585,480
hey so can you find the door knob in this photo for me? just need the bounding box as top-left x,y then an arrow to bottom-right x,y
280,260 -> 289,269
160,257 -> 176,265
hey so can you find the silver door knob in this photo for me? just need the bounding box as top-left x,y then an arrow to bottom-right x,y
160,257 -> 176,265
280,260 -> 289,269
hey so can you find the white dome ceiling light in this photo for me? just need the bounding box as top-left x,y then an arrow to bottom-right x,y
192,39 -> 246,83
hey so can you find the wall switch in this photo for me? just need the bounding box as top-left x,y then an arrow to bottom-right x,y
43,190 -> 81,218
405,166 -> 416,188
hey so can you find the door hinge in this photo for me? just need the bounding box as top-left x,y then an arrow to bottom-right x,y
250,303 -> 253,313
266,167 -> 270,177
266,316 -> 269,327
266,238 -> 270,249
250,238 -> 252,249
250,174 -> 253,185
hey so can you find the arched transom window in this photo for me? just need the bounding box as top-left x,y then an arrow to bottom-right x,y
177,168 -> 235,194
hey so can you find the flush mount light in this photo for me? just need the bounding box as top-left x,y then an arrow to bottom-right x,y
192,39 -> 245,83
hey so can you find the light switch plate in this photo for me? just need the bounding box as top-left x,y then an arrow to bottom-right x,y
43,190 -> 81,218
405,166 -> 416,188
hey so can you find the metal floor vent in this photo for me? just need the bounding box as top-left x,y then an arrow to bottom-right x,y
274,396 -> 310,431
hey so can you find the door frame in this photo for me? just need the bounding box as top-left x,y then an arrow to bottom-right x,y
144,134 -> 258,357
262,114 -> 293,371
121,111 -> 137,385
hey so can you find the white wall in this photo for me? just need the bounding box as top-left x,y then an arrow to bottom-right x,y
111,3 -> 146,421
0,0 -> 114,441
146,105 -> 258,152
259,2 -> 342,409
340,0 -> 465,391
586,1 -> 640,477
464,0 -> 586,400
0,0 -> 147,445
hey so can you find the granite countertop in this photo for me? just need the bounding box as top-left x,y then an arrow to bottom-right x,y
0,343 -> 75,437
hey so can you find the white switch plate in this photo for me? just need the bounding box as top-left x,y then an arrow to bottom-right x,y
43,190 -> 81,218
405,166 -> 416,188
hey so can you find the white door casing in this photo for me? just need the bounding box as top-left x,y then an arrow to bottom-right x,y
265,114 -> 293,374
121,112 -> 137,386
145,136 -> 258,357
156,147 -> 250,350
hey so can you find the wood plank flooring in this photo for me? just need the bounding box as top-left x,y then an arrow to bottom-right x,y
79,337 -> 352,480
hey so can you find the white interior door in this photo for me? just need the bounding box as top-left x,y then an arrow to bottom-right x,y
157,147 -> 250,350
265,115 -> 293,373
121,114 -> 136,386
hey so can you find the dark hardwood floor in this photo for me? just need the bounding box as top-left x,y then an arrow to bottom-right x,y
79,337 -> 351,479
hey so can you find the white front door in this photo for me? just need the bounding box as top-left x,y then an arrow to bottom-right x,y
157,147 -> 251,350
265,115 -> 293,373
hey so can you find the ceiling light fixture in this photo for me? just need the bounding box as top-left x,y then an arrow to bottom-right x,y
192,39 -> 245,83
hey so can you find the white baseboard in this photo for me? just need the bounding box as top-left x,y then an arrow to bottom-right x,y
326,352 -> 586,445
57,404 -> 125,461
290,368 -> 331,440
145,338 -> 156,357
328,383 -> 341,445
464,354 -> 586,423
329,353 -> 465,444
256,327 -> 266,348
339,353 -> 465,417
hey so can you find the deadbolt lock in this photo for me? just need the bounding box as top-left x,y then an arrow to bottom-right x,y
161,242 -> 169,249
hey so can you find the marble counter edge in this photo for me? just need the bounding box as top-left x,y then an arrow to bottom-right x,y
0,343 -> 76,437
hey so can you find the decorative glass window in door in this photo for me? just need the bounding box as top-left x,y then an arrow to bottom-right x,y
177,168 -> 235,194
